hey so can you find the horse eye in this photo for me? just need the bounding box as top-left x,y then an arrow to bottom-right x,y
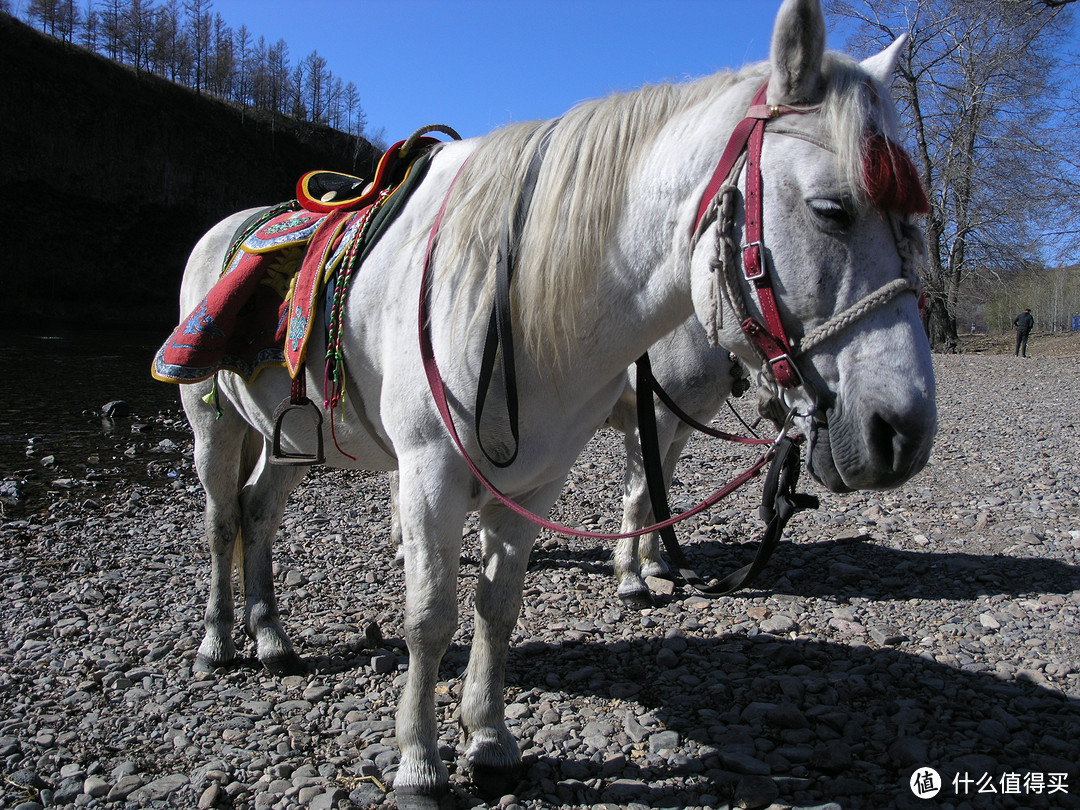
807,197 -> 855,230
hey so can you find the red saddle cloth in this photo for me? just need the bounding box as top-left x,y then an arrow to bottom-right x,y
152,134 -> 446,387
152,205 -> 358,384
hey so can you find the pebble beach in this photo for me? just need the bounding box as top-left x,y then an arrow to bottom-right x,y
1,353 -> 1078,810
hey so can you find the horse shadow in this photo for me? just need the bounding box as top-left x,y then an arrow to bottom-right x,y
494,631 -> 1080,810
528,532 -> 1080,602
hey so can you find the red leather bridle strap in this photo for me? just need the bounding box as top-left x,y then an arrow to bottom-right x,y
694,82 -> 817,390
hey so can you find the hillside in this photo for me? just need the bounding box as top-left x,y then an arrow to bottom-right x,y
0,13 -> 380,329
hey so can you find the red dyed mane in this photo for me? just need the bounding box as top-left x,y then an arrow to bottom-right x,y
863,135 -> 929,215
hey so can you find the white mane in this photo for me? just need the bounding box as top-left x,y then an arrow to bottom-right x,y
435,52 -> 899,367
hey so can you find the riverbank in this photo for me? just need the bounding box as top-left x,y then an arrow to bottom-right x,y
1,354 -> 1078,809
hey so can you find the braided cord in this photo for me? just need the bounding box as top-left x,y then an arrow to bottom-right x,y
323,189 -> 391,409
797,276 -> 917,355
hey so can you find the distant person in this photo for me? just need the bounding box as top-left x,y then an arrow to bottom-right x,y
1013,308 -> 1034,357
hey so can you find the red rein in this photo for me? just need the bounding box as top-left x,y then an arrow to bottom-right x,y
863,134 -> 929,216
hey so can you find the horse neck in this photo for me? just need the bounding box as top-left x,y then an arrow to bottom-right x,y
566,84 -> 755,377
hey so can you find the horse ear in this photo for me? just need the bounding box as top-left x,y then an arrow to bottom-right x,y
769,0 -> 826,103
860,34 -> 909,87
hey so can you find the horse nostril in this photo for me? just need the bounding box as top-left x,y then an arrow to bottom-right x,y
868,413 -> 902,472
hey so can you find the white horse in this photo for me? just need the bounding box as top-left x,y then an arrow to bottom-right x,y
172,1 -> 936,804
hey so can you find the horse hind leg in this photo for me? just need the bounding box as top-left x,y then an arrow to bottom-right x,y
185,384 -> 305,675
613,425 -> 656,608
184,384 -> 247,672
638,426 -> 692,581
238,443 -> 307,674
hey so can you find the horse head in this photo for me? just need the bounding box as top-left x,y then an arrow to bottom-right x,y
695,0 -> 937,493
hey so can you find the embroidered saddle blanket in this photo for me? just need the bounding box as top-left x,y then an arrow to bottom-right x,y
152,138 -> 439,386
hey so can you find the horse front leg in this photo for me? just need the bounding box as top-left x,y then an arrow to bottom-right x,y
614,425 -> 655,607
238,451 -> 308,674
460,483 -> 561,797
393,457 -> 470,809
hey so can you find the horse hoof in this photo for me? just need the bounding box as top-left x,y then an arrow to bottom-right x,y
391,788 -> 456,810
470,762 -> 522,799
193,654 -> 229,674
619,590 -> 655,610
262,652 -> 306,676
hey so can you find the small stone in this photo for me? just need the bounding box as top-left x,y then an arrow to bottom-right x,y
370,652 -> 397,674
734,775 -> 779,809
128,773 -> 190,801
309,788 -> 349,809
348,781 -> 384,808
811,742 -> 852,773
765,703 -> 808,729
645,576 -> 676,596
719,751 -> 771,775
303,684 -> 332,702
648,729 -> 679,753
284,569 -> 307,586
53,777 -> 83,803
83,776 -> 109,798
655,646 -> 679,667
888,736 -> 928,767
102,400 -> 130,418
198,783 -> 223,809
979,613 -> 1001,630
107,775 -> 145,802
759,615 -> 796,634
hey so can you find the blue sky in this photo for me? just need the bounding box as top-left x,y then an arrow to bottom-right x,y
208,1 -> 823,141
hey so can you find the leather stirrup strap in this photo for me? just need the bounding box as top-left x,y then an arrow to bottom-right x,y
475,124 -> 557,467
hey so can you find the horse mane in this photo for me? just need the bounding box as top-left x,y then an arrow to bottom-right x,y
435,51 -> 913,367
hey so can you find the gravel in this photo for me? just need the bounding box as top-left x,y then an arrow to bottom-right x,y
1,354 -> 1078,810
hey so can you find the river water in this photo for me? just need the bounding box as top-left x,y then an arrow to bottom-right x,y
0,329 -> 192,520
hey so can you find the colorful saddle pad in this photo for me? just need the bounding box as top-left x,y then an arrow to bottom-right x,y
152,136 -> 442,387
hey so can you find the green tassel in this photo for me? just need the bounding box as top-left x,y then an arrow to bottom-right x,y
201,374 -> 223,419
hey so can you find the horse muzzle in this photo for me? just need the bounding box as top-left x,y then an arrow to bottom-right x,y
805,400 -> 936,493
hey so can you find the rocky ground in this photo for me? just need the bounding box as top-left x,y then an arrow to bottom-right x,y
1,349 -> 1078,810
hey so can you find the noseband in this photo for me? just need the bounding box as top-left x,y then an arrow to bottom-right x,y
693,82 -> 921,403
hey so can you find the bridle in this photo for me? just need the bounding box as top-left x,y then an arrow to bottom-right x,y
692,82 -> 922,415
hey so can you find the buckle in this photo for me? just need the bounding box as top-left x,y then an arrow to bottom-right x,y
769,353 -> 803,389
742,242 -> 765,280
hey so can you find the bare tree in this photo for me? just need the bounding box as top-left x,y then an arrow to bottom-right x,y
79,5 -> 99,50
301,50 -> 330,124
826,0 -> 1080,349
341,80 -> 366,137
233,23 -> 251,105
122,0 -> 156,72
184,0 -> 212,93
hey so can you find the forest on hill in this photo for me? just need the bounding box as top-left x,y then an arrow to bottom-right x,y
0,11 -> 377,329
4,0 -> 380,145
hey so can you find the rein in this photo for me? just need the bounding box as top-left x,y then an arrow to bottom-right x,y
418,157 -> 789,546
418,148 -> 816,598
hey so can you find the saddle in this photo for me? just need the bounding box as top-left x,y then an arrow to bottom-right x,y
153,127 -> 461,462
153,128 -> 456,388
